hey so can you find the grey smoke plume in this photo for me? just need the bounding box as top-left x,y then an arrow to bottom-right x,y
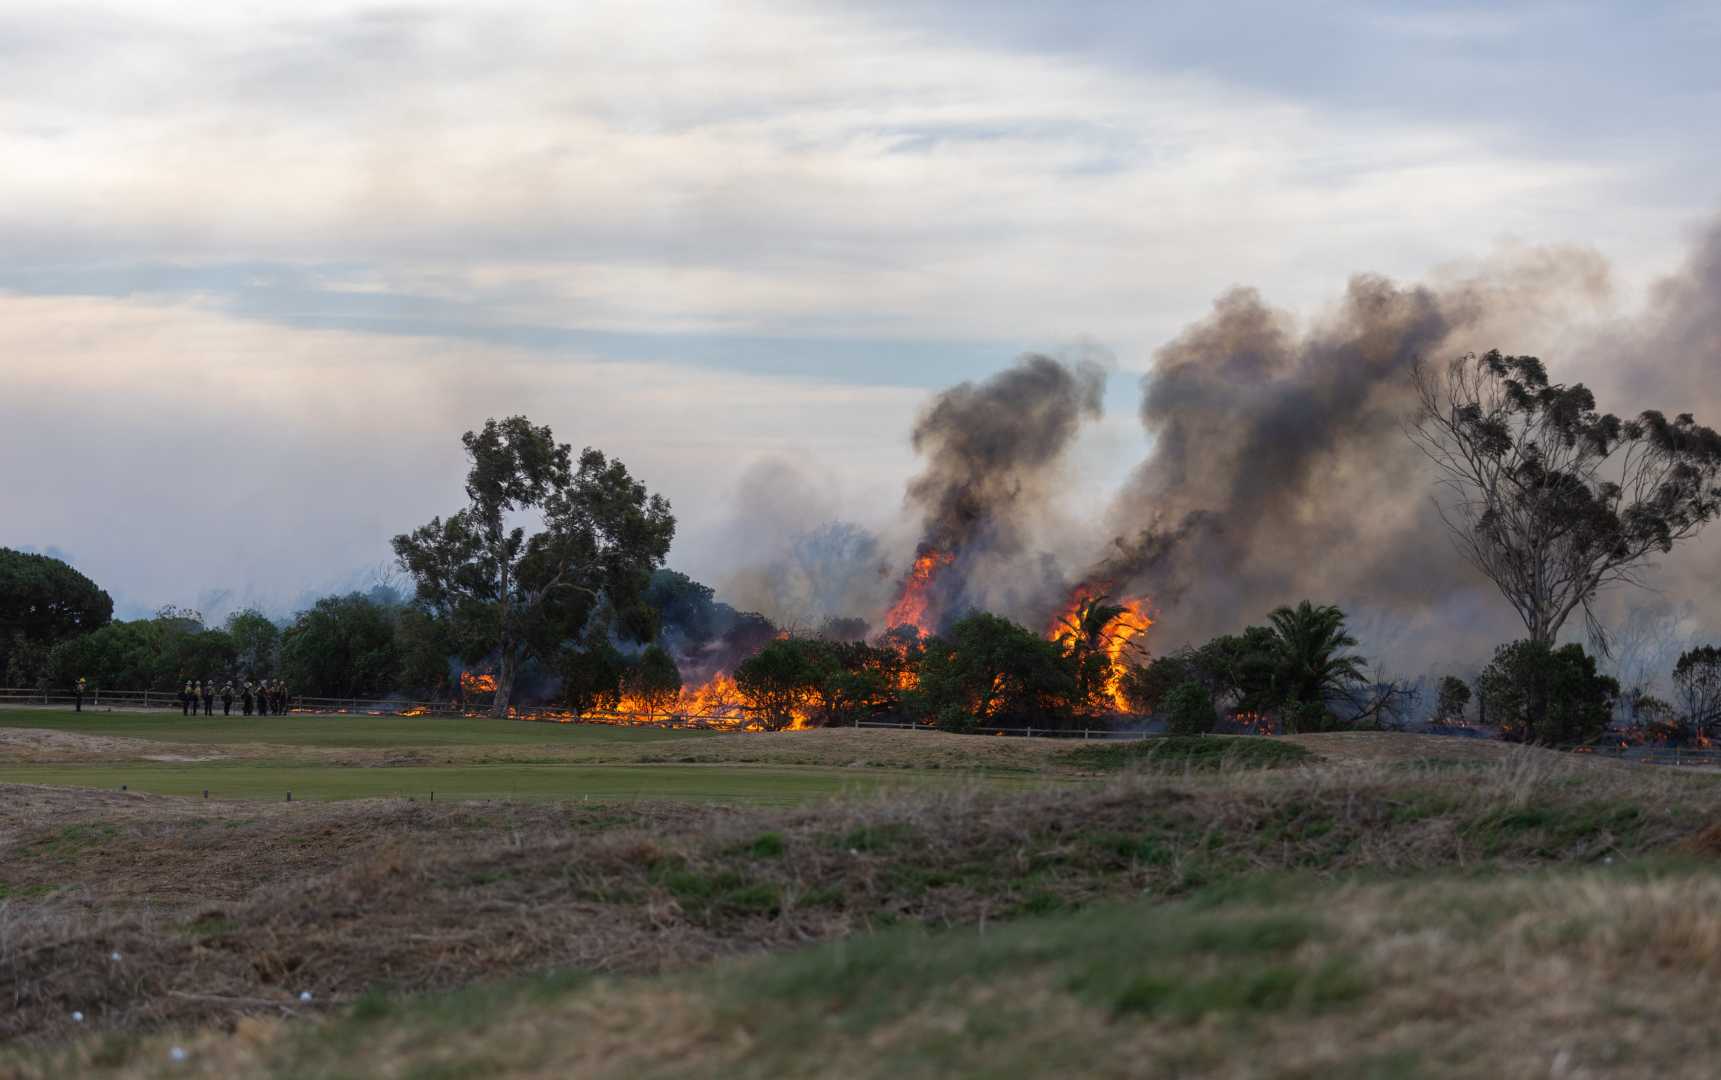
1093,219 -> 1721,669
905,353 -> 1105,556
1092,276 -> 1530,662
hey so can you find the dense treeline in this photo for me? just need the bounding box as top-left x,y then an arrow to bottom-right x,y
0,548 -> 113,687
38,589 -> 456,699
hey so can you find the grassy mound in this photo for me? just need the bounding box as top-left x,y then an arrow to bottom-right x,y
23,863 -> 1721,1078
1060,734 -> 1316,771
3,748 -> 1714,1048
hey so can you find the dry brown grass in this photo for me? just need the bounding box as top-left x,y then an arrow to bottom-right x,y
23,872 -> 1721,1078
3,745 -> 1716,1053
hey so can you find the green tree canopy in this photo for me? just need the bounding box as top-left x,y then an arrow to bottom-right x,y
733,638 -> 822,731
0,548 -> 113,686
1264,601 -> 1367,725
624,643 -> 683,716
1476,640 -> 1618,745
224,609 -> 281,679
912,612 -> 1076,731
1433,675 -> 1473,723
279,593 -> 400,698
392,417 -> 676,716
1163,681 -> 1218,736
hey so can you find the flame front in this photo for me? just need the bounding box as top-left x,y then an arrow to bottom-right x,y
1046,586 -> 1152,711
883,548 -> 955,635
573,672 -> 812,731
461,671 -> 497,694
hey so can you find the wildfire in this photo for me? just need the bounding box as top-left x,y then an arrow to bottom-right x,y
576,672 -> 813,731
883,548 -> 955,636
1046,586 -> 1153,712
461,671 -> 497,694
397,705 -> 429,717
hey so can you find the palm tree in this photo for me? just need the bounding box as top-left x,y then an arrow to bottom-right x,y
1265,601 -> 1366,724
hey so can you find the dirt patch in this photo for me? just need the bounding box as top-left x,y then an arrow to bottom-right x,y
0,728 -> 228,765
1279,731 -> 1525,765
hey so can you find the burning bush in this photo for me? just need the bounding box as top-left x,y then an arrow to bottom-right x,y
623,645 -> 683,716
910,613 -> 1077,731
732,640 -> 822,731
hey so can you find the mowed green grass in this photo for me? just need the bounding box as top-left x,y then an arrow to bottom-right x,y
0,708 -> 708,748
0,761 -> 972,804
0,708 -> 1044,804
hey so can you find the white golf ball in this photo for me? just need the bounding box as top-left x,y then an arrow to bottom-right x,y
298,991 -> 313,1002
169,1047 -> 187,1062
71,1011 -> 84,1023
109,952 -> 121,962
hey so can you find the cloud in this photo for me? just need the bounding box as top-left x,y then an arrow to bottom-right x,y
0,0 -> 1665,366
0,291 -> 921,617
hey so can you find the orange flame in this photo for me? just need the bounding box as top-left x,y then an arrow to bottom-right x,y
461,671 -> 497,694
561,671 -> 814,731
883,549 -> 955,636
1046,586 -> 1152,712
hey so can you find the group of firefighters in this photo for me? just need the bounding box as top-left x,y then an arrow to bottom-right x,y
179,679 -> 289,717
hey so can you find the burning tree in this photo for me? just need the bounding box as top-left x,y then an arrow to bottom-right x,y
1410,350 -> 1721,646
392,417 -> 675,717
1047,589 -> 1151,714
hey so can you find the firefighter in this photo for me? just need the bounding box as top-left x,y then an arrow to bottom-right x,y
241,680 -> 254,717
221,680 -> 235,716
182,680 -> 195,716
202,680 -> 214,716
74,676 -> 86,713
276,679 -> 289,715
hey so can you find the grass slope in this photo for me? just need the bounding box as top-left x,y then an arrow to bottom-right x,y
0,761 -> 1008,803
3,746 -> 1714,1053
54,866 -> 1721,1079
0,708 -> 702,748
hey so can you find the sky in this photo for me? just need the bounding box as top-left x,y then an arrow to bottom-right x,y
2,0 -> 1719,622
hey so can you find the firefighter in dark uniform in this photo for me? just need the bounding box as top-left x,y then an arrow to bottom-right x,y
221,681 -> 235,716
75,676 -> 87,713
259,679 -> 270,716
242,680 -> 255,717
202,680 -> 214,716
182,680 -> 194,716
275,680 -> 288,715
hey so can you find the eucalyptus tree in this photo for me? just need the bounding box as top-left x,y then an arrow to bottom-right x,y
1410,350 -> 1721,646
392,417 -> 675,716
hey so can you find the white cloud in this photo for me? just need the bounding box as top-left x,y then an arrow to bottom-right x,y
0,291 -> 922,613
0,0 -> 1664,364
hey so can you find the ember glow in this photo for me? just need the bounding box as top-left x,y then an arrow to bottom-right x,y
883,548 -> 955,635
1047,586 -> 1153,711
461,671 -> 497,694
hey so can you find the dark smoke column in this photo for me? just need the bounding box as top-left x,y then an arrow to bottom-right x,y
884,353 -> 1105,634
1091,277 -> 1462,647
